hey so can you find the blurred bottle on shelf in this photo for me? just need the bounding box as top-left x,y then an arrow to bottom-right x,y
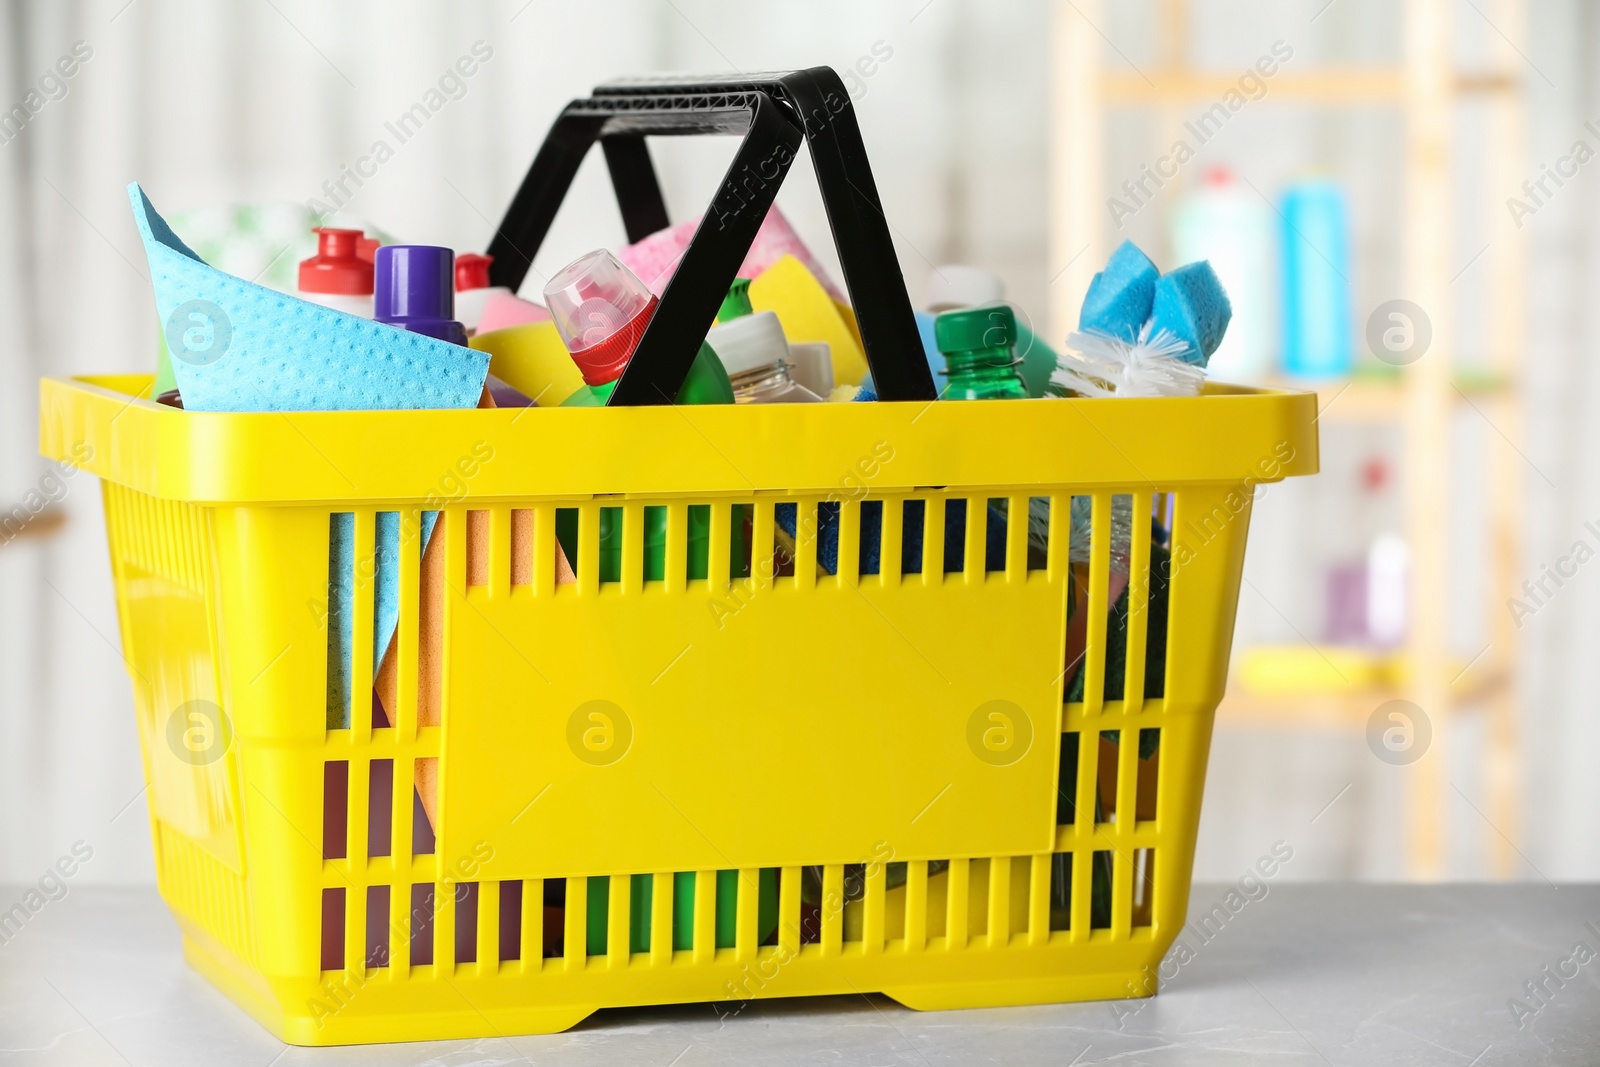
1170,167 -> 1274,382
1279,178 -> 1354,379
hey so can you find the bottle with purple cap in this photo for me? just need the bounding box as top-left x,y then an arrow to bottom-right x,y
375,244 -> 531,406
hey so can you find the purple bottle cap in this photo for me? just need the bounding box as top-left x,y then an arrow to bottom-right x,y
374,245 -> 467,346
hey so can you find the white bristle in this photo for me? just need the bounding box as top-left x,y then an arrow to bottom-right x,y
1051,325 -> 1207,398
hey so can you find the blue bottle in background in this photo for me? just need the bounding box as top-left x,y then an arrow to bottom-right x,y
1279,180 -> 1353,379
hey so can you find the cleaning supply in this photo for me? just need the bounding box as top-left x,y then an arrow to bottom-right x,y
1050,242 -> 1226,398
921,265 -> 1005,396
128,183 -> 489,413
366,246 -> 500,728
375,245 -> 468,345
297,227 -> 375,317
543,248 -> 736,580
914,313 -> 944,393
706,311 -> 823,404
920,264 -> 1055,398
468,321 -> 585,407
1171,168 -> 1273,380
453,252 -> 512,334
591,868 -> 779,956
477,291 -> 552,334
927,264 -> 1005,311
718,277 -> 754,322
374,244 -> 532,408
935,304 -> 1028,400
544,250 -> 730,408
747,254 -> 869,387
1280,178 -> 1353,378
618,203 -> 844,301
1079,240 -> 1159,341
544,248 -> 657,403
1052,326 -> 1207,398
787,341 -> 834,398
1146,262 -> 1232,367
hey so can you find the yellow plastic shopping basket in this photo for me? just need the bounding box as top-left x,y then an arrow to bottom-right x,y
39,69 -> 1318,1045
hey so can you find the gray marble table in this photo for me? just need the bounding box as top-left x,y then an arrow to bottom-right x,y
1,883 -> 1595,1065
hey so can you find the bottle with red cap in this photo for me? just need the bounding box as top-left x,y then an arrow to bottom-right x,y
298,227 -> 375,317
543,248 -> 739,582
453,252 -> 512,335
544,249 -> 733,408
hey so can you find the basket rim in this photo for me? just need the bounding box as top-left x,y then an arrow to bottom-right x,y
40,373 -> 1320,506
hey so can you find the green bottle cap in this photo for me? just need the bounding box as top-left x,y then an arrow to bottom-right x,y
934,302 -> 1015,354
717,277 -> 754,322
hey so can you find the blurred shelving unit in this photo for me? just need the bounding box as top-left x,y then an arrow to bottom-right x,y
1049,0 -> 1526,879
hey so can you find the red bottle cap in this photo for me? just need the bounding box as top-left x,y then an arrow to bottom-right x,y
299,228 -> 374,295
567,296 -> 657,386
358,236 -> 380,263
456,252 -> 493,291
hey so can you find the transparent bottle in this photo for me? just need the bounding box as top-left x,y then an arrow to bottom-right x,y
706,310 -> 823,404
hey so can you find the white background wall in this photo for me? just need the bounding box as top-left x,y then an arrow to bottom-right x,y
0,0 -> 1593,884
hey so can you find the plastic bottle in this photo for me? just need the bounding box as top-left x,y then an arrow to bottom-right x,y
374,245 -> 467,344
298,227 -> 375,317
936,303 -> 1028,400
1280,179 -> 1353,379
707,310 -> 823,404
454,252 -> 512,335
920,264 -> 1005,396
922,264 -> 1055,397
544,249 -> 738,581
375,245 -> 532,406
718,276 -> 754,322
1171,167 -> 1274,381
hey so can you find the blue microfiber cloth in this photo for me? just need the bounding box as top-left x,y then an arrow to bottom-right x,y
128,182 -> 489,413
853,381 -> 878,402
1147,261 -> 1233,367
324,508 -> 442,729
1078,240 -> 1158,342
128,184 -> 485,722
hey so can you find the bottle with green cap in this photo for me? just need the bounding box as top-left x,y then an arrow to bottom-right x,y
718,277 -> 754,322
935,302 -> 1029,400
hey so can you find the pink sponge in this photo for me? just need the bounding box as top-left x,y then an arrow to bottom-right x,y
476,291 -> 551,335
618,203 -> 843,300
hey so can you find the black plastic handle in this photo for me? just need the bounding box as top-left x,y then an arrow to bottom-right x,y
484,67 -> 937,404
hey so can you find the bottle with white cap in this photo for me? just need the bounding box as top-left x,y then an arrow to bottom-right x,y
705,310 -> 823,404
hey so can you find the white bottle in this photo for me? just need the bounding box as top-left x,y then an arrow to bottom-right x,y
296,227 -> 374,317
706,311 -> 823,404
453,252 -> 511,335
927,264 -> 1005,311
1171,167 -> 1274,381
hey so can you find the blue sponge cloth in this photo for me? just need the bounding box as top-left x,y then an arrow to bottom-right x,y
1078,240 -> 1158,341
1147,262 -> 1233,367
128,182 -> 489,413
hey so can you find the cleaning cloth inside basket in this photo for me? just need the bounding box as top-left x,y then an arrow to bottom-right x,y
127,182 -> 489,413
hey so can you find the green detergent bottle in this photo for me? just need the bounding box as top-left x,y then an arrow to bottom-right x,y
584,869 -> 781,955
557,341 -> 736,582
545,250 -> 742,581
936,303 -> 1029,400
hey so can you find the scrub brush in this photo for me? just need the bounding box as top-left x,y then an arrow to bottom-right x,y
1050,324 -> 1207,399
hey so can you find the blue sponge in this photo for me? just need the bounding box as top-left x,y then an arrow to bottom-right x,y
128,183 -> 488,413
1078,240 -> 1158,341
1147,261 -> 1233,367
